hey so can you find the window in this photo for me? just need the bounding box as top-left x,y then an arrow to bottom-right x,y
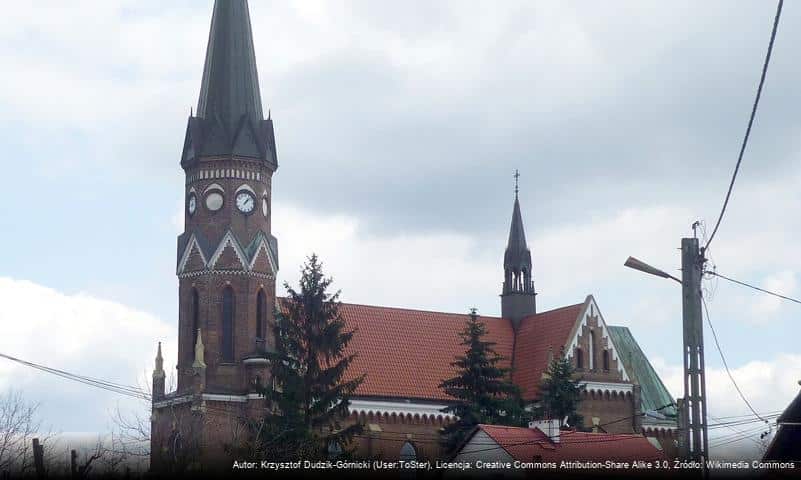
576,348 -> 584,369
603,350 -> 610,371
589,330 -> 595,370
327,441 -> 343,460
400,441 -> 417,462
222,287 -> 235,362
256,290 -> 265,339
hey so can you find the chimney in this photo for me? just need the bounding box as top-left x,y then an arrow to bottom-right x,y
529,419 -> 561,443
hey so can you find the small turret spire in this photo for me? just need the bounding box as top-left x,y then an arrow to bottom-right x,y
152,342 -> 166,402
193,329 -> 206,369
153,342 -> 165,379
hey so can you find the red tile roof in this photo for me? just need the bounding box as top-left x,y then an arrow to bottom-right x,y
338,303 -> 514,401
478,424 -> 665,462
512,303 -> 585,399
278,299 -> 588,402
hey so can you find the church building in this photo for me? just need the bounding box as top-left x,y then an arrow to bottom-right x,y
150,0 -> 677,470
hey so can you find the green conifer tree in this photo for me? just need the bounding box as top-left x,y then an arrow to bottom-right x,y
535,354 -> 586,428
439,309 -> 527,451
254,254 -> 364,460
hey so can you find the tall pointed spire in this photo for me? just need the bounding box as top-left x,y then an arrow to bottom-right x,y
197,0 -> 263,126
501,171 -> 536,329
181,0 -> 278,167
504,196 -> 530,270
504,171 -> 532,279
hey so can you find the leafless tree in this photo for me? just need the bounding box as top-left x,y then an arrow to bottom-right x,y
0,389 -> 52,474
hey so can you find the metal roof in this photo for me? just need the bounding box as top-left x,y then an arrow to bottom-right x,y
181,0 -> 278,167
197,0 -> 263,128
607,326 -> 678,421
503,196 -> 532,270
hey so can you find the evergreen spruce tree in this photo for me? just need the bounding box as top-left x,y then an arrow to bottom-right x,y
439,309 -> 526,451
535,354 -> 586,428
254,254 -> 364,460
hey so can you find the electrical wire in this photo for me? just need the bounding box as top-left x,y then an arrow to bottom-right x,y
706,270 -> 801,305
9,351 -> 760,456
708,414 -> 767,448
705,0 -> 784,250
0,351 -> 149,400
701,299 -> 767,423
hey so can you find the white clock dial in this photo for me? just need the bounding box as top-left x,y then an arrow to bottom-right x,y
236,192 -> 255,214
188,194 -> 197,215
205,191 -> 224,212
261,196 -> 268,217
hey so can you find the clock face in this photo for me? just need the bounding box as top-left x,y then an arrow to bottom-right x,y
205,191 -> 224,212
262,196 -> 269,217
236,192 -> 255,214
187,194 -> 197,215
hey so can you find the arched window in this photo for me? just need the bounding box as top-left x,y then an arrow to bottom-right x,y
576,348 -> 584,369
603,350 -> 610,371
222,287 -> 235,362
256,290 -> 265,339
589,330 -> 595,370
400,441 -> 417,462
327,441 -> 343,460
191,289 -> 200,352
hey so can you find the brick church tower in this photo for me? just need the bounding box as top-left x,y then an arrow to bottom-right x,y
151,0 -> 278,470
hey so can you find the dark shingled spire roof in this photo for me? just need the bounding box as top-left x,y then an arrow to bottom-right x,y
197,0 -> 263,127
181,0 -> 277,168
504,195 -> 532,270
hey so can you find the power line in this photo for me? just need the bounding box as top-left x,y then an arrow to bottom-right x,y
708,410 -> 782,421
704,0 -> 784,250
701,298 -> 767,423
0,351 -> 149,401
707,414 -> 779,430
1,350 -> 732,455
708,414 -> 768,448
706,270 -> 801,305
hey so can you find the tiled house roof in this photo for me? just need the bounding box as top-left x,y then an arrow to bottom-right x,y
476,424 -> 665,462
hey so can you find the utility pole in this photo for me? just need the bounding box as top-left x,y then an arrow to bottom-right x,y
32,437 -> 45,479
681,237 -> 709,465
624,233 -> 710,470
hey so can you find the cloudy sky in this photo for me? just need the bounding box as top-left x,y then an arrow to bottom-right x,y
1,0 -> 799,459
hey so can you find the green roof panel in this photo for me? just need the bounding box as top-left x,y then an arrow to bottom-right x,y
607,326 -> 678,422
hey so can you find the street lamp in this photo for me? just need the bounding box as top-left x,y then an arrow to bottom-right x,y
624,243 -> 709,468
624,256 -> 681,283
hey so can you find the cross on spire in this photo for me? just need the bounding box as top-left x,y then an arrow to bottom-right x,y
514,169 -> 520,197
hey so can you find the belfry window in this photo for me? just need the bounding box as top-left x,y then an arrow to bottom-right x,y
256,290 -> 266,339
222,287 -> 235,362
